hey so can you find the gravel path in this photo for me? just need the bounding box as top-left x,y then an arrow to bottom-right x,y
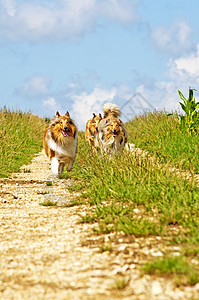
0,150 -> 199,300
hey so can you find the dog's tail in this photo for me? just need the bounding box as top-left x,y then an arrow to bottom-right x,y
103,103 -> 121,118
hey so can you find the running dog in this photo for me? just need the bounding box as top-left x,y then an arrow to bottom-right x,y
85,113 -> 102,149
43,111 -> 78,175
96,103 -> 127,154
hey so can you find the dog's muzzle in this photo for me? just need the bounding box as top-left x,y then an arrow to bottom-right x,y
112,129 -> 118,137
61,126 -> 71,137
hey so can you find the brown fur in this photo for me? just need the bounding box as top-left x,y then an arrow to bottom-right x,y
96,103 -> 127,154
85,113 -> 102,148
43,111 -> 78,175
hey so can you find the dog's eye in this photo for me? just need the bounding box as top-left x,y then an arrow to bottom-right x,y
60,121 -> 63,125
68,120 -> 73,124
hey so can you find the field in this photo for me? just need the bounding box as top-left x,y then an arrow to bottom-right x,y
64,111 -> 199,286
0,108 -> 199,288
0,107 -> 47,177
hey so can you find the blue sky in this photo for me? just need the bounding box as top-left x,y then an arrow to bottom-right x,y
1,0 -> 199,129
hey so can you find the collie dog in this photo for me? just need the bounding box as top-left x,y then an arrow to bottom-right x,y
96,103 -> 127,154
85,113 -> 102,149
43,111 -> 78,175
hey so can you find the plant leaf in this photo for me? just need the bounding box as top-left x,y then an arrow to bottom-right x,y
178,90 -> 187,104
179,102 -> 186,112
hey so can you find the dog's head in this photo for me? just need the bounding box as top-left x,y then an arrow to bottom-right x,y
50,111 -> 77,140
105,118 -> 122,137
89,113 -> 102,136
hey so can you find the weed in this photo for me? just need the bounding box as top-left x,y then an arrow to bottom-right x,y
46,181 -> 53,186
114,276 -> 130,289
142,256 -> 199,286
40,201 -> 57,206
37,191 -> 49,195
64,199 -> 85,207
22,169 -> 31,173
99,244 -> 113,253
0,107 -> 47,177
126,110 -> 199,173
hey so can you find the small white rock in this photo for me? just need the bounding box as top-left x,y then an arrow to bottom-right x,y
151,280 -> 162,295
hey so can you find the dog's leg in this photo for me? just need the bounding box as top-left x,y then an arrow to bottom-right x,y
67,158 -> 75,172
51,157 -> 59,175
58,162 -> 65,174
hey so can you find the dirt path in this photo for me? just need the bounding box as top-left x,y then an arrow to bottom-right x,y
0,150 -> 199,300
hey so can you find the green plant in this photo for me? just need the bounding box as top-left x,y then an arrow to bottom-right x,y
0,107 -> 47,177
99,244 -> 113,253
114,276 -> 130,289
40,200 -> 57,206
125,110 -> 199,173
142,256 -> 199,286
178,88 -> 199,134
46,181 -> 53,186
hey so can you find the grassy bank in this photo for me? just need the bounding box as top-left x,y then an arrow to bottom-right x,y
0,107 -> 47,177
125,111 -> 199,173
63,111 -> 199,285
1,108 -> 198,285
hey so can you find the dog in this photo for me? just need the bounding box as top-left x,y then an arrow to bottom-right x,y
96,103 -> 127,154
85,113 -> 102,149
43,111 -> 78,175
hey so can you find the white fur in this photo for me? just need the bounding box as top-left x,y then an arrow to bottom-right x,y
51,157 -> 59,175
47,131 -> 77,158
103,103 -> 121,117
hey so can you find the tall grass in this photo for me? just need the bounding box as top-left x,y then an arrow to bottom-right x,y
62,113 -> 199,285
0,107 -> 47,177
64,131 -> 199,240
1,108 -> 198,285
125,111 -> 199,173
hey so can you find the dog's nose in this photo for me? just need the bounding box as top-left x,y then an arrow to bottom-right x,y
113,129 -> 117,134
64,126 -> 68,131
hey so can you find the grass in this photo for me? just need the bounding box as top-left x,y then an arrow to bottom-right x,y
40,200 -> 57,206
142,256 -> 199,285
114,276 -> 130,290
0,107 -> 47,177
46,181 -> 53,186
61,112 -> 199,286
125,110 -> 199,173
1,108 -> 199,286
65,131 -> 199,240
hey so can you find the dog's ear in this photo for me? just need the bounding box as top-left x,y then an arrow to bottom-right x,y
56,111 -> 60,117
92,113 -> 96,118
65,111 -> 70,117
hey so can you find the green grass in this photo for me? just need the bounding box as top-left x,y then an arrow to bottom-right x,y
46,181 -> 53,186
61,113 -> 199,286
63,130 -> 199,240
0,107 -> 47,177
114,276 -> 130,290
40,200 -> 57,206
142,256 -> 199,285
125,111 -> 199,173
2,108 -> 199,286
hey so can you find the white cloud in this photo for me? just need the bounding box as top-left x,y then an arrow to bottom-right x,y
135,45 -> 199,114
151,21 -> 192,56
43,97 -> 59,115
17,75 -> 51,99
170,44 -> 199,78
70,85 -> 131,129
0,0 -> 139,41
